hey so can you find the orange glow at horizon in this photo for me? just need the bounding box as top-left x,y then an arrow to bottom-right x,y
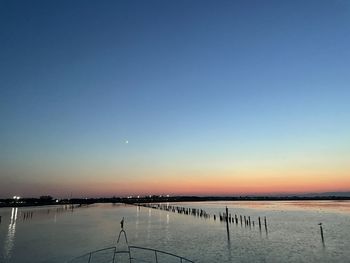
61,168 -> 350,197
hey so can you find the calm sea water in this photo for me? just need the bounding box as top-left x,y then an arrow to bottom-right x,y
0,201 -> 349,262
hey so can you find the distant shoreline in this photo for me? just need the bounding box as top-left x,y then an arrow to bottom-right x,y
1,195 -> 350,208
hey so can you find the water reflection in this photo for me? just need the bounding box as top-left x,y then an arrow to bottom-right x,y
1,202 -> 349,263
3,208 -> 18,262
147,208 -> 152,241
164,213 -> 170,241
226,234 -> 232,262
212,200 -> 350,213
135,206 -> 139,239
226,221 -> 230,241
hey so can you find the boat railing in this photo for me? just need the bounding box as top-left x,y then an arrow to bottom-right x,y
67,246 -> 117,263
128,245 -> 194,263
68,227 -> 194,263
67,243 -> 194,263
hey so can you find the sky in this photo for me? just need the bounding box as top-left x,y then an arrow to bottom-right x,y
1,0 -> 349,198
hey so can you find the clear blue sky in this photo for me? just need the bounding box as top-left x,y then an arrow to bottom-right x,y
1,0 -> 349,198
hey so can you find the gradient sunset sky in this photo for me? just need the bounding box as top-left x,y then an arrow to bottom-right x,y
1,0 -> 349,198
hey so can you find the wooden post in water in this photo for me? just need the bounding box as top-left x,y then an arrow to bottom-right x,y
319,223 -> 324,244
264,216 -> 268,232
225,207 -> 229,224
225,207 -> 230,240
258,217 -> 261,229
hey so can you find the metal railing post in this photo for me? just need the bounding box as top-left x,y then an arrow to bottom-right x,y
112,247 -> 116,263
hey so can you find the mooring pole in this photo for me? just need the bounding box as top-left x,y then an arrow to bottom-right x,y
319,223 -> 324,244
225,207 -> 230,240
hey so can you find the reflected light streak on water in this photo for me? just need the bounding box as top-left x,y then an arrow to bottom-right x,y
147,208 -> 152,242
3,208 -> 18,262
165,213 -> 170,241
135,206 -> 139,239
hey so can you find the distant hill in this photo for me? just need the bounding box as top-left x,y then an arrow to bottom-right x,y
298,191 -> 350,197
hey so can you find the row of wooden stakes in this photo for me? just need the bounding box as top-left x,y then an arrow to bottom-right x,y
136,203 -> 268,232
219,208 -> 268,232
